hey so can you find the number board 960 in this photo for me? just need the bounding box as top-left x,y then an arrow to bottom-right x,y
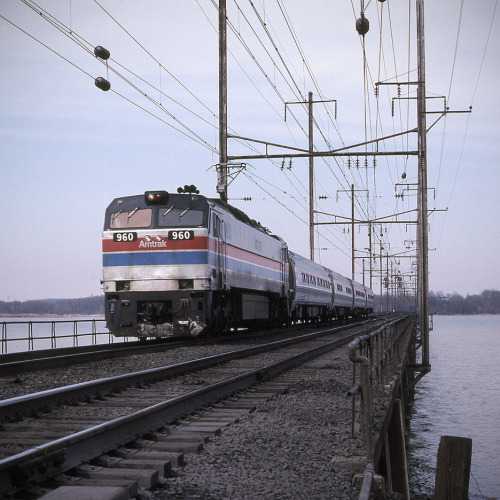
168,230 -> 194,241
113,232 -> 137,242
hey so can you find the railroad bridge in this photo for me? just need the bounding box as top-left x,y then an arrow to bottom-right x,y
0,314 -> 426,499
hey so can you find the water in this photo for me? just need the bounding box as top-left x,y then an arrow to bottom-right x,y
409,315 -> 500,499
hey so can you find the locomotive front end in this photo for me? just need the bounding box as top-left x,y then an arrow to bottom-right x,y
102,191 -> 211,338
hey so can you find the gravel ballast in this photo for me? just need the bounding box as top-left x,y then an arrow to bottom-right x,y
0,328 -> 422,499
157,350 -> 370,499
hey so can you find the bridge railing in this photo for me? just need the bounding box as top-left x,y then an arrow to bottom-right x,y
1,318 -> 114,353
347,314 -> 415,497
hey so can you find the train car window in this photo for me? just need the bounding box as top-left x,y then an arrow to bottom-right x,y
110,208 -> 152,228
158,209 -> 204,227
212,214 -> 218,236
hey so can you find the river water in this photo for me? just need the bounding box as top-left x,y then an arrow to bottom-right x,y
408,314 -> 500,499
0,316 -> 108,353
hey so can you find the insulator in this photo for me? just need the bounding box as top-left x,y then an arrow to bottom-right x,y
397,84 -> 401,97
347,157 -> 351,169
374,85 -> 379,97
392,99 -> 395,117
356,157 -> 360,169
94,46 -> 110,60
356,15 -> 370,36
373,157 -> 377,168
94,77 -> 110,91
364,158 -> 368,169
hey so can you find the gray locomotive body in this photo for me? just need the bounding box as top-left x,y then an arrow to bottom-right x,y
102,190 -> 373,338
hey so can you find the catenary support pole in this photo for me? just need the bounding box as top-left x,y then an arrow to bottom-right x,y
351,184 -> 355,280
417,0 -> 430,367
309,91 -> 314,261
218,0 -> 228,202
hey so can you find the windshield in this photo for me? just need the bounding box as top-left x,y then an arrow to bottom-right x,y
110,208 -> 152,228
158,208 -> 204,227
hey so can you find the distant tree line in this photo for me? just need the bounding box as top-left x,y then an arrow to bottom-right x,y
0,296 -> 104,316
373,289 -> 500,315
428,290 -> 500,315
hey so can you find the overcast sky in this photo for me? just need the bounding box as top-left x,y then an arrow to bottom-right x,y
1,0 -> 499,301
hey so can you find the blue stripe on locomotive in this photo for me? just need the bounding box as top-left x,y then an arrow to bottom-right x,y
103,250 -> 282,283
103,251 -> 208,267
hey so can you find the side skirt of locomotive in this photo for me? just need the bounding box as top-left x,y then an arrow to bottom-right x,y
105,288 -> 287,339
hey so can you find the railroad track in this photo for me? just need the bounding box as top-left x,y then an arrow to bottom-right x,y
0,317 -> 369,376
0,317 -> 386,498
0,335 -> 217,377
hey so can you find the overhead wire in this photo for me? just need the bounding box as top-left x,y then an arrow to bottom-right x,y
9,0 -> 439,284
434,0 -> 464,201
205,0 -> 359,254
431,0 -> 498,265
351,0 -> 417,279
93,0 -> 217,120
17,0 -> 220,153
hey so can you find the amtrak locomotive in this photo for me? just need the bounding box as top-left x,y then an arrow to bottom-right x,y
102,188 -> 374,338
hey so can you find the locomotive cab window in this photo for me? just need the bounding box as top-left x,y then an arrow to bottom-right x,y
159,209 -> 204,227
110,208 -> 152,228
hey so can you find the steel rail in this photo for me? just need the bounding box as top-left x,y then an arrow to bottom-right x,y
0,316 -> 367,375
0,319 -> 382,420
0,338 -> 196,376
0,323 -> 372,495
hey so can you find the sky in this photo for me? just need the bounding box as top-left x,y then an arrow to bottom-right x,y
1,0 -> 499,301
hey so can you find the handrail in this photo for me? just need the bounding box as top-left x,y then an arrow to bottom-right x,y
0,319 -> 109,353
347,314 -> 415,499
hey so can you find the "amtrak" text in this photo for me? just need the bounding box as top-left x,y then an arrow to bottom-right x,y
139,240 -> 167,248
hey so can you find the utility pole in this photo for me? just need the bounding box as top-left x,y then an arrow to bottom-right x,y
351,184 -> 355,280
368,222 -> 372,289
217,0 -> 228,202
379,243 -> 383,313
309,92 -> 314,261
417,0 -> 430,369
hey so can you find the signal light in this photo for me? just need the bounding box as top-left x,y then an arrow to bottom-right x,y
144,191 -> 168,205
